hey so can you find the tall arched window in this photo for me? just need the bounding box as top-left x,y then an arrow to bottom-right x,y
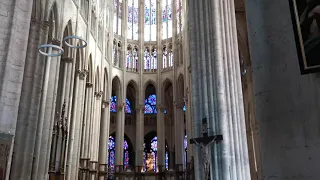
113,40 -> 118,66
162,46 -> 167,69
162,0 -> 172,39
110,96 -> 132,114
168,44 -> 173,67
108,136 -> 130,174
144,94 -> 157,114
176,0 -> 182,33
114,0 -> 123,35
144,47 -> 157,71
127,0 -> 139,40
126,46 -> 139,72
144,0 -> 157,41
163,44 -> 173,69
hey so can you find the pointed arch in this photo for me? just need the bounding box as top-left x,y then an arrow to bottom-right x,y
144,79 -> 157,93
103,68 -> 109,101
47,2 -> 59,39
126,80 -> 138,113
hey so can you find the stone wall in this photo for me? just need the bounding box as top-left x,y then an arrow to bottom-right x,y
246,0 -> 320,179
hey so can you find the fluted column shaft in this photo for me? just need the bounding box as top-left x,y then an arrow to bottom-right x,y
10,20 -> 49,179
156,106 -> 165,167
98,100 -> 110,180
174,103 -> 184,166
115,103 -> 125,165
187,0 -> 250,179
135,105 -> 144,166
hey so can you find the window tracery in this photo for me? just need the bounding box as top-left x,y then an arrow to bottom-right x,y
126,45 -> 139,72
143,136 -> 169,172
114,0 -> 123,35
144,0 -> 157,41
144,94 -> 157,114
162,0 -> 172,39
127,0 -> 139,40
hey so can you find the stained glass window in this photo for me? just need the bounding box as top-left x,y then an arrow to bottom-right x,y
110,96 -> 132,113
144,48 -> 151,70
144,94 -> 157,114
113,0 -> 122,35
184,135 -> 187,166
144,0 -> 157,41
143,136 -> 169,171
163,46 -> 167,68
108,136 -> 130,174
108,136 -> 116,174
163,45 -> 173,69
110,96 -> 117,113
127,0 -> 139,40
162,0 -> 172,39
144,47 -> 157,71
165,151 -> 169,170
127,46 -> 139,72
176,0 -> 182,33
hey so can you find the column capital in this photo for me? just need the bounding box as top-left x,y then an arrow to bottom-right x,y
41,21 -> 50,29
77,69 -> 88,80
86,82 -> 93,88
102,100 -> 110,108
51,38 -> 61,46
95,91 -> 104,99
117,102 -> 126,110
61,56 -> 73,63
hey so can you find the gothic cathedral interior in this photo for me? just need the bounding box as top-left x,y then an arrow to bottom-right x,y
1,0 -> 320,180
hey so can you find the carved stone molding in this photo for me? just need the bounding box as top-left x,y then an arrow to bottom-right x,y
95,91 -> 104,98
77,69 -> 88,80
86,82 -> 93,88
61,56 -> 73,63
51,38 -> 61,46
102,100 -> 110,106
117,102 -> 126,110
30,18 -> 42,27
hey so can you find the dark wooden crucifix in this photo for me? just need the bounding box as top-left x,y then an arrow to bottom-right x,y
190,118 -> 223,180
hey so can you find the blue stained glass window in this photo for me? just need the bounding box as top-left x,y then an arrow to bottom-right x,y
110,96 -> 132,113
110,96 -> 117,113
165,151 -> 169,170
108,136 -> 131,173
144,94 -> 157,114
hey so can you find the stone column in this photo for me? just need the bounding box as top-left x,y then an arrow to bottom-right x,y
156,105 -> 165,170
187,0 -> 250,179
65,69 -> 87,180
80,81 -> 93,179
98,100 -> 110,180
135,105 -> 144,167
9,19 -> 49,179
115,102 -> 125,166
174,102 -> 184,166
